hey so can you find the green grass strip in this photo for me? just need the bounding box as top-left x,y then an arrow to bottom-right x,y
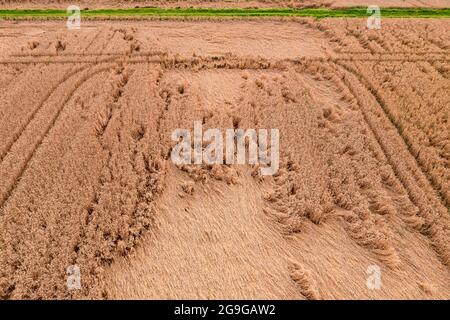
0,7 -> 449,19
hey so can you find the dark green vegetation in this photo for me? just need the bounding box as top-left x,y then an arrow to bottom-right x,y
0,7 -> 449,19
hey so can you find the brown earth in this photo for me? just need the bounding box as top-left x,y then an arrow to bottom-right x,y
0,0 -> 449,9
0,18 -> 449,300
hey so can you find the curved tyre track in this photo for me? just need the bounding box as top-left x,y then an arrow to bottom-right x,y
336,61 -> 448,210
0,30 -> 118,165
0,63 -> 117,212
0,26 -> 121,160
335,61 -> 450,267
0,65 -> 86,163
0,28 -> 119,209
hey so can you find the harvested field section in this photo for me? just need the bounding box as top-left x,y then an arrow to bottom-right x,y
316,19 -> 450,208
106,169 -> 306,300
107,65 -> 450,299
132,20 -> 330,59
0,64 -> 24,93
0,19 -> 449,300
320,19 -> 450,54
0,62 -> 169,299
0,64 -> 71,160
0,65 -> 122,298
334,60 -> 450,266
0,20 -> 330,60
354,60 -> 450,207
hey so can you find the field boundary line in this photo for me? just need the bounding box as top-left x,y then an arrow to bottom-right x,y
1,55 -> 449,66
0,7 -> 450,19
